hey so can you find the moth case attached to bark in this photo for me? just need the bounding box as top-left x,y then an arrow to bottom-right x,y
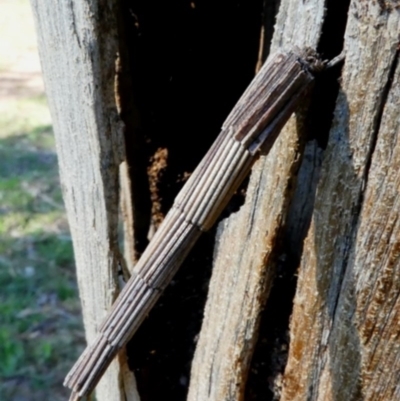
64,49 -> 324,401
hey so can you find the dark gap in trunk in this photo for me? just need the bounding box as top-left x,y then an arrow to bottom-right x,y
259,0 -> 281,62
311,0 -> 351,149
119,1 -> 264,400
245,1 -> 350,400
115,3 -> 152,258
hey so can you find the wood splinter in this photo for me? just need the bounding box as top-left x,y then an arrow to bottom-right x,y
64,49 -> 342,401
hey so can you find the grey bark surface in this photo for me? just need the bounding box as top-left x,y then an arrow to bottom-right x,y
31,0 -> 400,400
63,51 -> 319,401
187,1 -> 328,400
281,3 -> 400,400
29,1 -> 139,400
189,1 -> 400,401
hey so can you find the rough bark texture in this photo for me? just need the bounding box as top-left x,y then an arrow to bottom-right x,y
187,1 -> 329,400
31,0 -> 400,400
29,1 -> 138,400
188,1 -> 400,401
281,2 -> 400,400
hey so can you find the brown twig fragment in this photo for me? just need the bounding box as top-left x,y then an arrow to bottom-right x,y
64,49 -> 328,400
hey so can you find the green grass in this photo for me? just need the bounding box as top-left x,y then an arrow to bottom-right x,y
0,94 -> 85,401
0,2 -> 85,398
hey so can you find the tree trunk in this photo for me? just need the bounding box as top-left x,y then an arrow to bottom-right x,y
31,0 -> 400,401
280,3 -> 400,400
29,1 -> 139,400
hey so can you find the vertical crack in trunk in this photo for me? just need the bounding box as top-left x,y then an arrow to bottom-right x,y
362,47 -> 400,192
245,1 -> 351,400
114,2 -> 153,261
114,1 -> 265,400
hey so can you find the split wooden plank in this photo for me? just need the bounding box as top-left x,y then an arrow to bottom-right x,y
281,2 -> 400,400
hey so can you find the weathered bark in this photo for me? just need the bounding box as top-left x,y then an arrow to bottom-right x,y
189,1 -> 400,401
281,3 -> 400,400
31,0 -> 400,400
29,1 -> 139,400
187,1 -> 329,400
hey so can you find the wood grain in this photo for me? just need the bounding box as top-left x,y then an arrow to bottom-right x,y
63,51 -> 319,401
29,1 -> 138,400
281,2 -> 400,400
187,1 -> 328,400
